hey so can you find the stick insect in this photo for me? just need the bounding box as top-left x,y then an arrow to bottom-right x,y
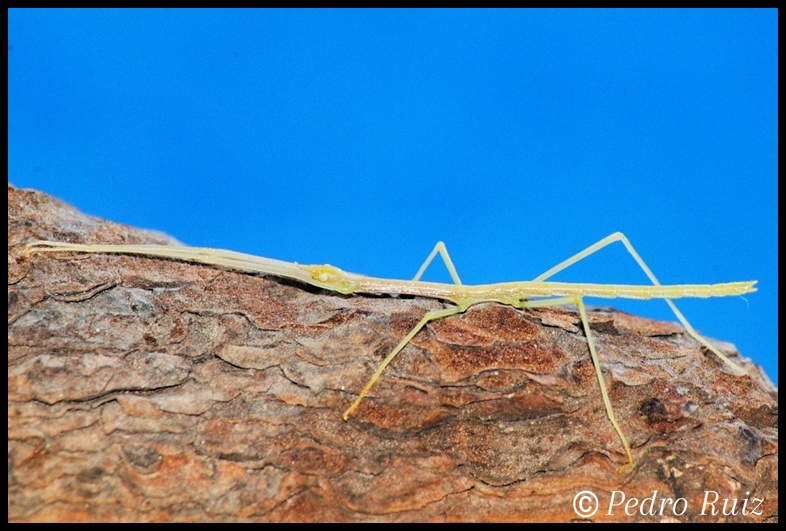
25,232 -> 756,472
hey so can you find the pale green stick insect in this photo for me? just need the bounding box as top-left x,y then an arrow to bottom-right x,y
26,232 -> 756,472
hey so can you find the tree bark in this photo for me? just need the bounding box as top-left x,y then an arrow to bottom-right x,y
8,185 -> 778,522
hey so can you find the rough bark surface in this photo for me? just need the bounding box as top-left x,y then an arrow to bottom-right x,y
8,185 -> 778,522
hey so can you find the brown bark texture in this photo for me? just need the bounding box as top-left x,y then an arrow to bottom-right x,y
8,185 -> 778,522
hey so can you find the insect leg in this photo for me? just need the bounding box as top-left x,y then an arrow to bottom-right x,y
412,241 -> 462,284
532,232 -> 746,374
515,295 -> 634,472
344,239 -> 465,418
342,304 -> 469,421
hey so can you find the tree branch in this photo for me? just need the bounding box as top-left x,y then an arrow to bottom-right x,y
8,185 -> 778,522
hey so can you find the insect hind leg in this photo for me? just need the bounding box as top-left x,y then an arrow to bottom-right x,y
516,295 -> 634,472
533,232 -> 746,375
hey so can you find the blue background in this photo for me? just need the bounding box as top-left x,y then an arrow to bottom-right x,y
9,9 -> 777,384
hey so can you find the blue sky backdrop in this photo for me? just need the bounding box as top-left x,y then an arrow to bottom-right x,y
9,9 -> 777,384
